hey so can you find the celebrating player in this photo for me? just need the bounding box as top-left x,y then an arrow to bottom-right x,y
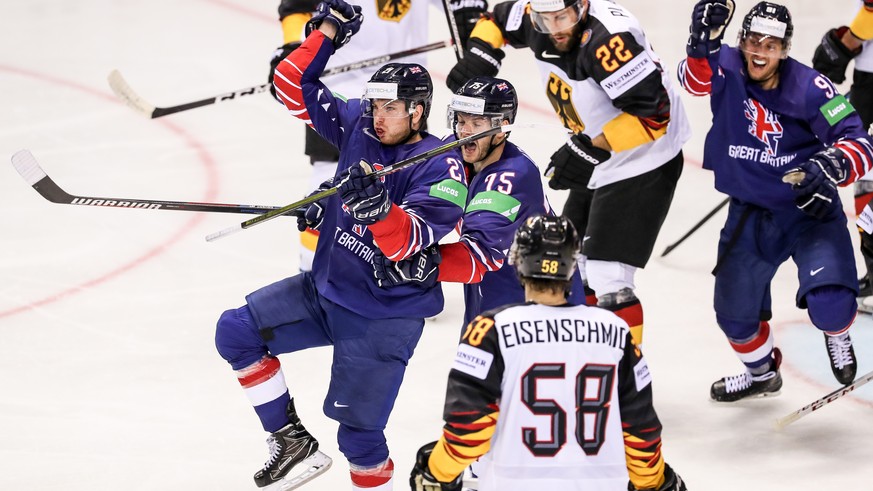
408,215 -> 686,491
679,0 -> 873,401
443,0 -> 690,348
214,1 -> 469,489
268,0 -> 486,273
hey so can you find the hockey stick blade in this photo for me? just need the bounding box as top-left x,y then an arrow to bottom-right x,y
11,150 -> 286,216
660,197 -> 729,257
774,369 -> 873,429
109,41 -> 450,119
205,124 -> 517,242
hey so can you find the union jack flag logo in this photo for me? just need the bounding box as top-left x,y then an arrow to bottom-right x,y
496,82 -> 509,91
743,98 -> 783,156
409,66 -> 422,74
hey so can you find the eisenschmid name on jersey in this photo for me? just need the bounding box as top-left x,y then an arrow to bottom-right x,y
499,317 -> 629,349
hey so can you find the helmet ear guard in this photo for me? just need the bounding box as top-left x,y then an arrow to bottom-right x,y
509,215 -> 581,282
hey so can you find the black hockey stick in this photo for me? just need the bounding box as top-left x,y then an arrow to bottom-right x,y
774,369 -> 873,429
108,40 -> 450,119
11,150 -> 287,216
206,124 -> 518,242
660,197 -> 729,257
441,0 -> 465,61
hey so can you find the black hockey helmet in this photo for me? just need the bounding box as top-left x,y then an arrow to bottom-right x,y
529,0 -> 587,34
447,76 -> 518,135
509,214 -> 581,281
363,63 -> 433,121
738,2 -> 793,56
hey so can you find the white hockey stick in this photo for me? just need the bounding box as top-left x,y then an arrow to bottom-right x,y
774,369 -> 873,429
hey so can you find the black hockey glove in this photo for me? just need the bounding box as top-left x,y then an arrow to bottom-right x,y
446,38 -> 504,92
294,179 -> 333,232
446,0 -> 489,50
545,133 -> 611,191
628,463 -> 687,491
339,160 -> 391,224
785,148 -> 847,220
812,27 -> 861,85
372,245 -> 441,289
686,0 -> 734,58
409,441 -> 463,491
268,42 -> 302,102
305,0 -> 363,51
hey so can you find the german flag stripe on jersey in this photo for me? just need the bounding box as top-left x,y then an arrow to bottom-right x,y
851,1 -> 873,41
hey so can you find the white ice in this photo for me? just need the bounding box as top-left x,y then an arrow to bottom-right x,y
1,1 -> 872,490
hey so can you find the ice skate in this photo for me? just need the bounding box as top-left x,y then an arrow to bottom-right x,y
825,332 -> 857,385
254,399 -> 332,490
711,349 -> 782,402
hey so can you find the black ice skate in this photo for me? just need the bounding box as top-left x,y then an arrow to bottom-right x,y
711,349 -> 782,402
254,399 -> 332,490
825,332 -> 857,386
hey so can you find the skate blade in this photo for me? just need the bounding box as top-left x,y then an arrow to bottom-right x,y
265,451 -> 332,491
710,389 -> 782,403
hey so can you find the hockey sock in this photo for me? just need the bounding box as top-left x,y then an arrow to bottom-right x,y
723,321 -> 775,374
236,355 -> 292,433
598,288 -> 643,346
806,285 -> 857,334
350,458 -> 394,490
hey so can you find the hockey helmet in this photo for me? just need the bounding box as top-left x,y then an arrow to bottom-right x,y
509,214 -> 581,281
363,63 -> 433,121
529,0 -> 588,34
447,76 -> 518,136
738,2 -> 793,57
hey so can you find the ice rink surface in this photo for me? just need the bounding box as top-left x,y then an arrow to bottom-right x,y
2,1 -> 873,489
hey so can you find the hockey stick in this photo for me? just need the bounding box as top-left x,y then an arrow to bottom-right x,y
660,197 -> 729,257
441,0 -> 465,61
10,150 -> 287,216
774,369 -> 873,429
206,124 -> 517,242
108,40 -> 451,119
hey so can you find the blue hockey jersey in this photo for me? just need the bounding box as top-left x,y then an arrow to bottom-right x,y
274,31 -> 467,319
679,46 -> 873,211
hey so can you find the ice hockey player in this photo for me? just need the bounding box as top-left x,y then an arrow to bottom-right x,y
408,214 -> 687,491
678,0 -> 873,401
214,1 -> 468,489
443,0 -> 691,348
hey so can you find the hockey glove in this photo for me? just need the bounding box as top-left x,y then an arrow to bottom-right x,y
305,0 -> 363,51
446,38 -> 504,92
545,133 -> 611,191
339,160 -> 391,224
447,0 -> 489,50
268,42 -> 301,102
409,441 -> 463,491
294,179 -> 333,232
785,148 -> 847,220
687,0 -> 735,58
812,27 -> 861,85
372,245 -> 441,289
628,463 -> 687,491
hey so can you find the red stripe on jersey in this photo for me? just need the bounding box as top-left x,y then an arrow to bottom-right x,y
854,192 -> 873,216
682,57 -> 713,95
369,204 -> 415,259
836,141 -> 869,183
237,356 -> 281,388
350,458 -> 394,488
729,321 -> 770,354
438,242 -> 487,283
274,31 -> 327,123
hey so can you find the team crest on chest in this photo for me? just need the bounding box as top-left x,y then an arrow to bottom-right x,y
743,98 -> 783,155
376,0 -> 411,22
546,73 -> 585,134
